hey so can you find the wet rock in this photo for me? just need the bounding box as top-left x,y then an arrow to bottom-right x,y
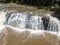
42,15 -> 50,30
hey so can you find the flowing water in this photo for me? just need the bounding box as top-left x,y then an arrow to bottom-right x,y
0,10 -> 60,45
1,10 -> 59,32
0,10 -> 60,31
0,3 -> 59,32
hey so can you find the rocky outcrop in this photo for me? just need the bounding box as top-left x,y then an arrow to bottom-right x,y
42,15 -> 50,30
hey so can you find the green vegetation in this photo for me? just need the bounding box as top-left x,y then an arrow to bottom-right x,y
0,0 -> 60,6
0,0 -> 60,11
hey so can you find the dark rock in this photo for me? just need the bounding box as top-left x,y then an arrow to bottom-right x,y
42,15 -> 50,30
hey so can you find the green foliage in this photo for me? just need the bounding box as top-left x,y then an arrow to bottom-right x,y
0,0 -> 59,5
0,0 -> 60,10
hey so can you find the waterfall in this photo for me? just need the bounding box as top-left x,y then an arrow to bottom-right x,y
0,10 -> 60,45
38,16 -> 44,30
0,10 -> 60,32
7,12 -> 27,29
6,12 -> 60,31
7,12 -> 44,30
47,14 -> 60,32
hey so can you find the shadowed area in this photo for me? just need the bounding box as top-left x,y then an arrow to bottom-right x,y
42,15 -> 50,30
53,8 -> 60,20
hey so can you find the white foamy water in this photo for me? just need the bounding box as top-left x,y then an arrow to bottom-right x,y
4,12 -> 60,31
0,10 -> 60,31
0,10 -> 59,36
0,10 -> 60,33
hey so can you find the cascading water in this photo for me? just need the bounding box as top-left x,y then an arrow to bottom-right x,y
7,12 -> 60,31
6,12 -> 44,30
0,10 -> 60,32
7,12 -> 27,29
47,14 -> 60,32
0,10 -> 60,45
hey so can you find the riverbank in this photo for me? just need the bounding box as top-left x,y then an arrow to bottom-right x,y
0,3 -> 55,14
0,3 -> 60,19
